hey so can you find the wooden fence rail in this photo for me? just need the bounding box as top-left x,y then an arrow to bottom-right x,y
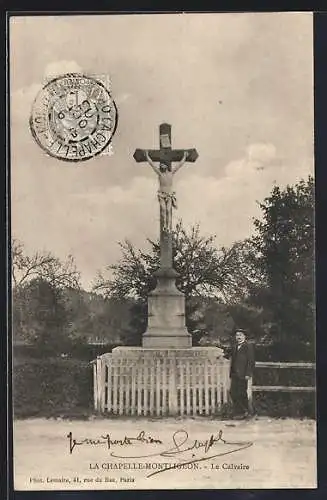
255,361 -> 315,369
248,361 -> 316,411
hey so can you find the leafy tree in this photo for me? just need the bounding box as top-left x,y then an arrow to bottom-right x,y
187,296 -> 235,346
75,293 -> 132,345
13,278 -> 71,350
250,176 -> 314,354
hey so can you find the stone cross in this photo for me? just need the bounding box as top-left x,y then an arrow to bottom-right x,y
134,123 -> 198,274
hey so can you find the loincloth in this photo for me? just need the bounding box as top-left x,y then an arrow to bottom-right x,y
157,190 -> 177,209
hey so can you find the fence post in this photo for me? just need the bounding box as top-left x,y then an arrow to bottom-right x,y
156,357 -> 161,416
93,361 -> 98,411
247,376 -> 253,414
96,356 -> 102,412
168,354 -> 178,416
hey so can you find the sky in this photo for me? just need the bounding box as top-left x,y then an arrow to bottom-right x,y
10,13 -> 314,290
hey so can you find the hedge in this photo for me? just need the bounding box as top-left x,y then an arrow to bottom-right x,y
252,391 -> 315,418
13,358 -> 93,418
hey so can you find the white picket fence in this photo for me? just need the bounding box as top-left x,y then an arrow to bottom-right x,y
93,351 -> 230,416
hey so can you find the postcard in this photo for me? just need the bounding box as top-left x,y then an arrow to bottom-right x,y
10,12 -> 316,490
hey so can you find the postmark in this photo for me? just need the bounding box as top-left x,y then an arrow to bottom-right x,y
29,73 -> 118,162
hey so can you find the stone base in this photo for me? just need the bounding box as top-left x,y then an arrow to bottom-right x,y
142,333 -> 192,348
112,345 -> 225,359
95,346 -> 228,416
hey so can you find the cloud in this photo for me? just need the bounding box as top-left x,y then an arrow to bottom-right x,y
115,93 -> 131,104
174,144 -> 311,245
11,83 -> 42,123
44,60 -> 83,79
11,60 -> 83,124
224,142 -> 277,179
247,143 -> 276,164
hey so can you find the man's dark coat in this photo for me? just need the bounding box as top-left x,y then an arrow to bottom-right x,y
229,342 -> 255,379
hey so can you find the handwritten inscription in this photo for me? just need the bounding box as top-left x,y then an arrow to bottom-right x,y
67,430 -> 162,454
67,428 -> 253,478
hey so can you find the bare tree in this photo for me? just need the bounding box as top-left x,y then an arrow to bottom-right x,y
12,239 -> 81,290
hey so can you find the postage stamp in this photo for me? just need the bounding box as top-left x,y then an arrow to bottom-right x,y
29,73 -> 118,162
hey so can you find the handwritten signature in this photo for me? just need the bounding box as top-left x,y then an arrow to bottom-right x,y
67,429 -> 253,477
67,430 -> 162,454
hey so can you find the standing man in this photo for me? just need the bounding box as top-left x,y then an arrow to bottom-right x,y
229,329 -> 255,419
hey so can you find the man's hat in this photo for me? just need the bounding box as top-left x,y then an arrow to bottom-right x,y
234,328 -> 247,335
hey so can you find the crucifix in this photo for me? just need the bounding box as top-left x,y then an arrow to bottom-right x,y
134,123 -> 198,273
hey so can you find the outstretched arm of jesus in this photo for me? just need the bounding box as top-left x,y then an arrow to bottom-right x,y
145,151 -> 160,175
172,152 -> 188,174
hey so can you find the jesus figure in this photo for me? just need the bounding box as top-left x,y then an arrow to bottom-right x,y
145,150 -> 188,232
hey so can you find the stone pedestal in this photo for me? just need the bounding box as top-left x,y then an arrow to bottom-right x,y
94,346 -> 229,416
142,268 -> 192,348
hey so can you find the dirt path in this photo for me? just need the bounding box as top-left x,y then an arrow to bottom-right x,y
13,417 -> 316,490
